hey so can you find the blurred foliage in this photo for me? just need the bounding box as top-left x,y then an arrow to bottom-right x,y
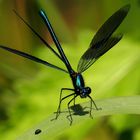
0,0 -> 140,140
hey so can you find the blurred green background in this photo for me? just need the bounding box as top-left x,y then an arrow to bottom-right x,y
0,0 -> 140,140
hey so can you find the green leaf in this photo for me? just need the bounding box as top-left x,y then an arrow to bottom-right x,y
17,96 -> 140,140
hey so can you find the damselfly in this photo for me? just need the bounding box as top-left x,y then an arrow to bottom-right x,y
0,4 -> 130,125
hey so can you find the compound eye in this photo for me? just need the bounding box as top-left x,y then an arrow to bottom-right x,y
87,87 -> 91,93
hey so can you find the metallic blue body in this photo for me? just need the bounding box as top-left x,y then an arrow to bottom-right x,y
70,72 -> 91,98
75,73 -> 85,88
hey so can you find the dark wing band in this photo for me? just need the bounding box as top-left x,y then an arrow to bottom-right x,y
77,4 -> 130,73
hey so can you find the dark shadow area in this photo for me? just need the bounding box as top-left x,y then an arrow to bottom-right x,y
118,129 -> 133,140
70,104 -> 89,116
52,104 -> 89,116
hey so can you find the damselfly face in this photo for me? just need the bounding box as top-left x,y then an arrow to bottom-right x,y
79,87 -> 91,98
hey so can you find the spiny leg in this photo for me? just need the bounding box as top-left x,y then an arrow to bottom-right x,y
55,93 -> 75,119
87,95 -> 101,118
73,94 -> 77,106
57,88 -> 74,115
67,95 -> 78,125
